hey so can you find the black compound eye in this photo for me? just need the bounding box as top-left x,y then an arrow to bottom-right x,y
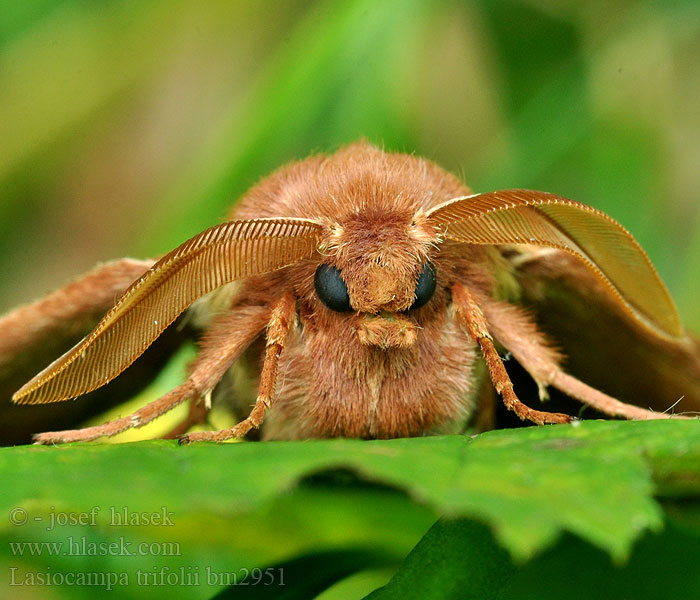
410,262 -> 437,310
315,264 -> 352,312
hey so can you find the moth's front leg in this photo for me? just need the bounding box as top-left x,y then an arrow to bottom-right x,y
482,300 -> 684,420
32,305 -> 272,444
179,292 -> 297,445
33,382 -> 200,444
452,282 -> 571,425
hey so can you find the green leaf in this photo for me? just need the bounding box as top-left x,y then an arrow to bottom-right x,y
364,518 -> 512,600
364,513 -> 700,600
2,420 -> 699,566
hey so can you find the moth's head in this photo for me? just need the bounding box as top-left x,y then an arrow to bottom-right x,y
315,206 -> 440,349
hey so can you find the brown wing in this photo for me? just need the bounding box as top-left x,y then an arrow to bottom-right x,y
0,259 -> 188,445
507,247 -> 700,414
0,259 -> 154,375
427,189 -> 682,339
13,218 -> 323,405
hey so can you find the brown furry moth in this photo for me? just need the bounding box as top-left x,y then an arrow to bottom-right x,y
2,142 -> 700,445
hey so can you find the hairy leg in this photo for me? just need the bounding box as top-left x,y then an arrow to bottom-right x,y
33,305 -> 271,444
452,282 -> 571,425
482,300 -> 682,420
179,292 -> 296,444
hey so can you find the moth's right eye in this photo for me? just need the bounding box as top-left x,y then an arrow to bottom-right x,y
315,264 -> 352,312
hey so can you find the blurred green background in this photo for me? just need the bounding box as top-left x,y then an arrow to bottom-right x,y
1,0 -> 699,332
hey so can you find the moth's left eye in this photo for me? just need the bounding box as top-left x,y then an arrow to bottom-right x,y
315,264 -> 353,312
410,262 -> 437,310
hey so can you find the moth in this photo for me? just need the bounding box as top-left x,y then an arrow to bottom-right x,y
2,142 -> 699,445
